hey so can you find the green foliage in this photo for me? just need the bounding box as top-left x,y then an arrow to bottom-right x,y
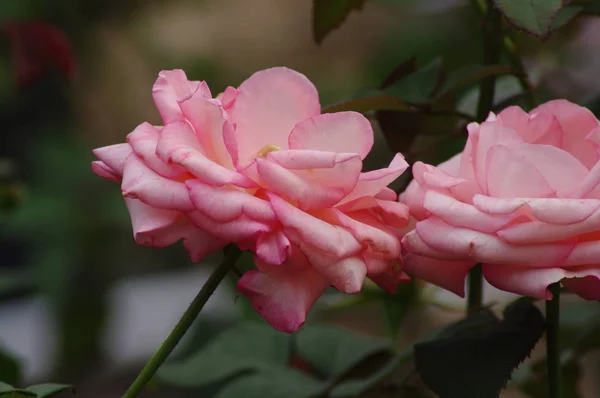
493,0 -> 563,39
0,383 -> 71,398
415,300 -> 546,398
312,0 -> 368,44
0,348 -> 20,386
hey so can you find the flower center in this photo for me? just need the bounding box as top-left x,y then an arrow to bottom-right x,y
255,144 -> 282,158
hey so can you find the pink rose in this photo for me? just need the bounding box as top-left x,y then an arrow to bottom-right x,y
92,67 -> 410,332
401,100 -> 600,301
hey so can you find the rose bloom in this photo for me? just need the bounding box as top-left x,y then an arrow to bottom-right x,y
92,67 -> 410,332
401,100 -> 600,300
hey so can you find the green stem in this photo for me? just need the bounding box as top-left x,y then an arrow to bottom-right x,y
546,283 -> 562,398
467,264 -> 483,312
476,0 -> 502,122
471,0 -> 535,109
122,245 -> 242,398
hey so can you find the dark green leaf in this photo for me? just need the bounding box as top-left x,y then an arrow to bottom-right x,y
550,6 -> 583,30
494,0 -> 563,39
157,322 -> 291,388
296,324 -> 390,379
0,348 -> 20,386
214,368 -> 324,398
415,301 -> 545,398
312,0 -> 368,44
380,57 -> 418,89
23,384 -> 72,397
0,383 -> 13,394
322,93 -> 410,114
384,58 -> 444,104
330,350 -> 412,397
437,64 -> 515,99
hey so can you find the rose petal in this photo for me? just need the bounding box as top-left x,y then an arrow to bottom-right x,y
93,143 -> 132,179
301,249 -> 367,293
415,218 -> 575,266
237,264 -> 329,333
532,100 -> 600,168
423,190 -> 513,233
121,155 -> 194,211
186,179 -> 276,223
339,153 -> 408,205
255,230 -> 291,266
268,193 -> 362,258
403,253 -> 473,297
486,144 -> 555,198
152,69 -> 211,124
257,150 -> 362,210
497,106 -> 563,146
127,122 -> 184,178
229,67 -> 320,167
91,161 -> 119,182
562,272 -> 600,300
156,121 -> 256,188
186,210 -> 272,243
288,112 -> 374,159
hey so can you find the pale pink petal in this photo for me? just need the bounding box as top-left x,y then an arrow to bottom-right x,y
288,112 -> 374,159
125,198 -> 181,246
423,190 -> 513,233
236,265 -> 329,333
374,199 -> 410,228
91,161 -> 119,182
398,179 -> 427,220
532,99 -> 600,168
402,230 -> 468,261
229,67 -> 320,167
512,143 -> 588,196
126,122 -> 185,178
326,209 -> 400,258
185,179 -> 276,222
218,86 -> 239,111
369,268 -> 410,294
473,122 -> 524,192
483,265 -> 563,299
93,143 -> 132,179
473,195 -> 600,224
179,225 -> 226,262
255,230 -> 291,266
567,160 -> 600,199
301,249 -> 367,293
121,155 -> 194,211
339,153 -> 408,205
485,265 -> 600,300
413,161 -> 466,189
497,106 -> 563,146
415,218 -> 575,266
375,187 -> 397,201
497,205 -> 600,244
268,193 -> 362,258
403,253 -> 473,297
486,144 -> 555,198
256,151 -> 362,210
564,241 -> 600,266
178,90 -> 234,168
186,210 -> 273,243
152,70 -> 211,124
156,121 -> 256,188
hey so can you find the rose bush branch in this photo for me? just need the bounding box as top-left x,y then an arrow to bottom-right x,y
468,0 -> 502,312
546,283 -> 562,398
122,245 -> 242,398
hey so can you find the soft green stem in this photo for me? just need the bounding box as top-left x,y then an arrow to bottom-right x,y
467,264 -> 483,312
472,0 -> 536,109
122,245 -> 242,398
546,283 -> 562,398
467,0 -> 501,312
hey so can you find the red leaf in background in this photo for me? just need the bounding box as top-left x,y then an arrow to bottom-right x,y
1,21 -> 75,87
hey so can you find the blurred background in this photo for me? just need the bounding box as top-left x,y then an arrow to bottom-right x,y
1,0 -> 600,396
